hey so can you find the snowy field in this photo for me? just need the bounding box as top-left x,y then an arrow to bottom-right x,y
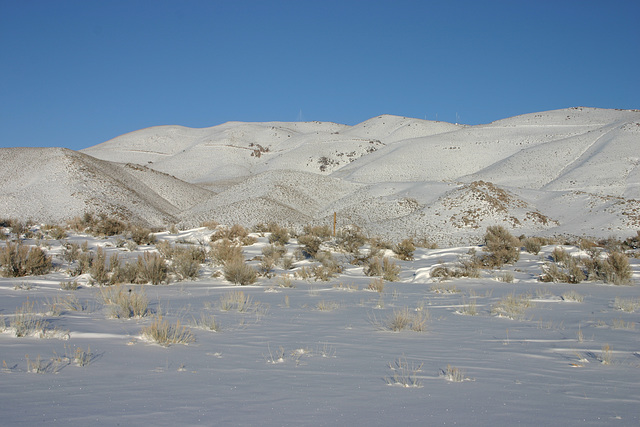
1,225 -> 639,426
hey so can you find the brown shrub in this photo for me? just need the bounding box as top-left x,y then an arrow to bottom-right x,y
0,243 -> 52,277
136,252 -> 168,285
483,226 -> 520,268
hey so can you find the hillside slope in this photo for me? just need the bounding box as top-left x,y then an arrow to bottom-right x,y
2,107 -> 638,244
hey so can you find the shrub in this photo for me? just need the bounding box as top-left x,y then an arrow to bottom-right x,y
0,243 -> 53,277
259,244 -> 287,277
210,224 -> 249,243
62,242 -> 81,263
364,256 -> 400,281
298,235 -> 322,258
109,261 -> 138,285
170,246 -> 205,281
540,257 -> 586,284
210,239 -> 243,266
336,227 -> 367,255
155,240 -> 174,259
483,226 -> 520,268
623,231 -> 640,250
130,226 -> 155,245
223,259 -> 257,285
522,237 -> 542,255
551,247 -> 572,266
93,214 -> 126,236
136,252 -> 168,285
603,251 -> 633,285
303,224 -> 332,239
583,251 -> 632,285
268,225 -> 290,246
89,247 -> 109,285
393,238 -> 415,261
44,225 -> 67,240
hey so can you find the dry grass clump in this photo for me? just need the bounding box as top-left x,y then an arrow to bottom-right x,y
276,273 -> 295,288
457,297 -> 478,316
11,301 -> 49,337
561,290 -> 584,302
386,307 -> 429,332
482,225 -> 520,268
59,280 -> 80,291
430,284 -> 461,294
368,277 -> 385,293
613,296 -> 640,313
316,300 -> 340,311
191,313 -> 219,332
141,314 -> 195,346
441,365 -> 469,382
491,293 -> 532,320
599,344 -> 613,365
25,353 -> 67,374
393,238 -> 415,261
223,258 -> 257,285
611,318 -> 635,330
218,290 -> 257,312
100,286 -> 149,318
72,345 -> 95,367
385,356 -> 423,388
0,243 -> 53,277
364,256 -> 400,281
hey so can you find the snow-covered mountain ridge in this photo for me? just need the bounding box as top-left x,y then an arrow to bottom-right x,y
2,107 -> 639,244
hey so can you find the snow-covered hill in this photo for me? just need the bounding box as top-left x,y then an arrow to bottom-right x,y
2,107 -> 639,244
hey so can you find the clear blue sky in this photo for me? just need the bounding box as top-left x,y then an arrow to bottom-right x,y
1,0 -> 638,150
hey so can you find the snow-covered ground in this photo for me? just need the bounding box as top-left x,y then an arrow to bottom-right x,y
1,226 -> 639,426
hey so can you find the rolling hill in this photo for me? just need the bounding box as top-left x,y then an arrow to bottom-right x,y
2,107 -> 639,244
